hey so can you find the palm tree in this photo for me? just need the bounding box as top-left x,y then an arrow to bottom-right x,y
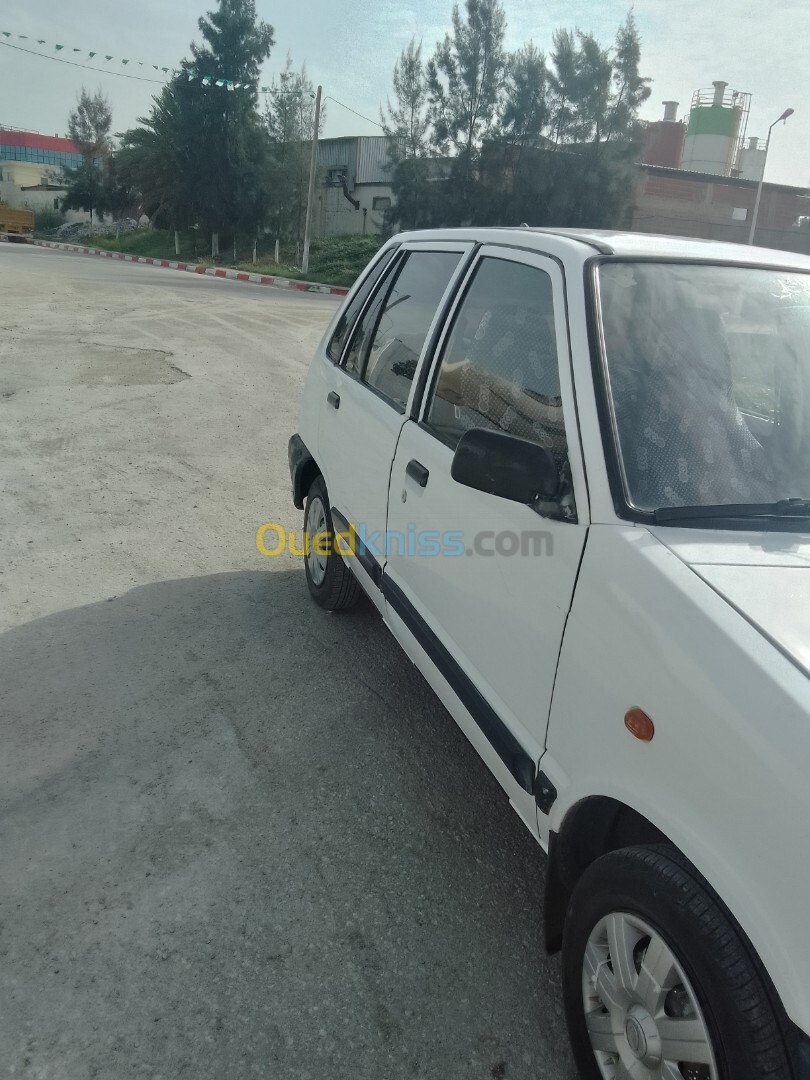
117,87 -> 194,252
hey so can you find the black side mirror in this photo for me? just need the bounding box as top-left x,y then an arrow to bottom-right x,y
450,428 -> 560,504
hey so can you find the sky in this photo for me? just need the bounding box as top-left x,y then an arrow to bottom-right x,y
1,0 -> 808,188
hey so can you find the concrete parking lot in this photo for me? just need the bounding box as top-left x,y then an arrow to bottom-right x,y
0,243 -> 574,1080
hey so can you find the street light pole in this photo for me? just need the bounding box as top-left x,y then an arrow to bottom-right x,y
301,84 -> 322,276
747,107 -> 794,245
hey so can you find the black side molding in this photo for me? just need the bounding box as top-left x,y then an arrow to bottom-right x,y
381,572 -> 537,794
331,507 -> 382,587
543,831 -> 566,954
798,1031 -> 810,1080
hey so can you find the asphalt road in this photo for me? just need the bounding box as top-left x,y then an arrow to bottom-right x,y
0,242 -> 575,1080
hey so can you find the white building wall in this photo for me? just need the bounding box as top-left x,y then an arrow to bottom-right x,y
0,158 -> 89,223
3,161 -> 47,186
316,182 -> 394,236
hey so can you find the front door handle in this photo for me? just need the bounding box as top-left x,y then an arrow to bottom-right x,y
406,459 -> 429,487
327,391 -> 340,409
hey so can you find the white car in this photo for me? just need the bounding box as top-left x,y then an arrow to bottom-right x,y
288,227 -> 810,1080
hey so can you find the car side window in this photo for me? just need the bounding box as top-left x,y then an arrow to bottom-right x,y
360,251 -> 462,411
342,255 -> 401,376
326,246 -> 397,363
425,257 -> 568,469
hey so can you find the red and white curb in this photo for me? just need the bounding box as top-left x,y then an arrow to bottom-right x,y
31,240 -> 349,296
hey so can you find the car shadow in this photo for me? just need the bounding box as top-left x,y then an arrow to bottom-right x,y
0,567 -> 575,1080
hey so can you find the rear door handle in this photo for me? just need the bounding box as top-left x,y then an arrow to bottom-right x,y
327,391 -> 340,409
406,459 -> 429,487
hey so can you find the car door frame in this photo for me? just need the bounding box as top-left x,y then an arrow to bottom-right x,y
410,242 -> 590,515
380,242 -> 591,839
321,239 -> 478,607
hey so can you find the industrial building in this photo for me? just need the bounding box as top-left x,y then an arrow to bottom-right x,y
4,83 -> 807,251
640,83 -> 765,179
313,83 -> 809,252
314,136 -> 394,236
0,128 -> 86,220
635,82 -> 809,251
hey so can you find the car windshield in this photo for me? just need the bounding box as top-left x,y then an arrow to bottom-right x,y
596,260 -> 810,514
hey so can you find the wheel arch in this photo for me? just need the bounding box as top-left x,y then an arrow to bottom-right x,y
544,795 -> 670,954
298,458 -> 322,508
546,795 -> 810,1070
289,435 -> 322,510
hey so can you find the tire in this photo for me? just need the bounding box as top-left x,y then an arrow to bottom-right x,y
561,844 -> 796,1080
302,475 -> 362,611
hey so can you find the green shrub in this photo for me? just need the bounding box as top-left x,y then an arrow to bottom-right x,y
74,229 -> 383,287
31,205 -> 65,234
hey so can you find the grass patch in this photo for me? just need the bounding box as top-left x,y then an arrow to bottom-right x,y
82,229 -> 207,263
71,230 -> 383,287
292,235 -> 383,288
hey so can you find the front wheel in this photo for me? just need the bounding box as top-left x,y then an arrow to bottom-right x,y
303,475 -> 362,611
562,844 -> 795,1080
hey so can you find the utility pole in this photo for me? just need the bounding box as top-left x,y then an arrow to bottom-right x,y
747,107 -> 794,245
301,84 -> 322,275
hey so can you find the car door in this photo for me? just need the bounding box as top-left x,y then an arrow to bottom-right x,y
381,246 -> 589,833
316,241 -> 472,599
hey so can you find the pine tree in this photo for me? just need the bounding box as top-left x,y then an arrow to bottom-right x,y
380,39 -> 434,233
266,56 -> 322,249
522,14 -> 651,228
111,2 -> 274,255
499,43 -> 549,160
63,88 -> 114,225
548,30 -> 612,146
68,88 -> 113,161
381,2 -> 650,231
426,0 -> 506,157
381,39 -> 430,161
178,0 -> 275,254
604,13 -> 652,145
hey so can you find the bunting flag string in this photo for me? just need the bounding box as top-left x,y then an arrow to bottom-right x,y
1,30 -> 310,94
2,30 -> 178,75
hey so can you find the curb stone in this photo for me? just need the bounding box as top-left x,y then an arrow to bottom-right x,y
31,240 -> 350,296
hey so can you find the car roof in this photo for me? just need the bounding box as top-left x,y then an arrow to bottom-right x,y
393,226 -> 810,270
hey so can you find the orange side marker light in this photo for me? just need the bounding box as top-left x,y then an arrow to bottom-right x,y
624,707 -> 655,742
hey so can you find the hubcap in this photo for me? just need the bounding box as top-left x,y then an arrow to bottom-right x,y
581,911 -> 718,1079
626,1015 -> 646,1057
624,1003 -> 661,1066
305,496 -> 329,586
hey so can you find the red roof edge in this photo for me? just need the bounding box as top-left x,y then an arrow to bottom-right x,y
0,130 -> 80,154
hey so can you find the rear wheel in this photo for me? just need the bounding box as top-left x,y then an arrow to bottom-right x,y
562,844 -> 795,1080
303,475 -> 362,611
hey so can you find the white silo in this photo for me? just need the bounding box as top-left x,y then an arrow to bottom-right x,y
735,136 -> 767,182
680,81 -> 751,176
